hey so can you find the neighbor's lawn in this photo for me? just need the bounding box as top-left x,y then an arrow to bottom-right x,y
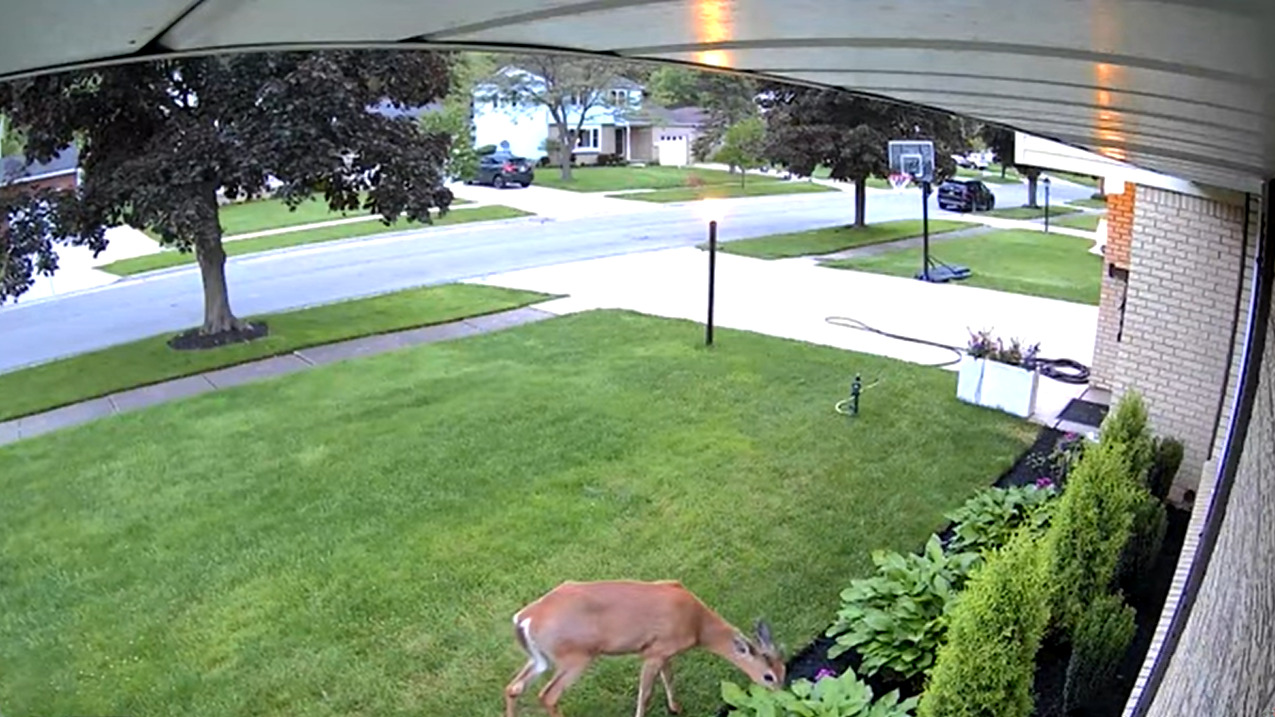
1067,197 -> 1109,210
217,195 -> 473,236
533,165 -> 754,192
714,219 -> 972,259
810,166 -> 891,189
102,205 -> 532,276
1050,212 -> 1105,232
626,180 -> 835,203
0,309 -> 1034,717
0,282 -> 550,422
822,229 -> 1103,304
977,205 -> 1081,221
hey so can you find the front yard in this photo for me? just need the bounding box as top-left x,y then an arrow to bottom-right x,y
0,310 -> 1034,717
713,219 -> 972,259
821,229 -> 1103,305
533,166 -> 834,201
976,205 -> 1082,221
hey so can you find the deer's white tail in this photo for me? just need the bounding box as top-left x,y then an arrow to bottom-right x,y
515,615 -> 551,674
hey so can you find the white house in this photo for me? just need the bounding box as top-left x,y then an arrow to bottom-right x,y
472,68 -> 705,166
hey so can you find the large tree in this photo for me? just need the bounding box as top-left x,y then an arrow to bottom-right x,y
0,50 -> 455,337
760,86 -> 962,227
646,66 -> 758,165
480,55 -> 633,181
979,124 -> 1045,207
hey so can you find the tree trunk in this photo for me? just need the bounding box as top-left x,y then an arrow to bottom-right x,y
854,176 -> 867,228
192,188 -> 244,334
1001,164 -> 1007,179
741,168 -> 747,188
1027,175 -> 1040,208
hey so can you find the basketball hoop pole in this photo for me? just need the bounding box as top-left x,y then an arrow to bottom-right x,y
920,178 -> 931,281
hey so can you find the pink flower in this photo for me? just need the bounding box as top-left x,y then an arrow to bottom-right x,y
814,668 -> 836,681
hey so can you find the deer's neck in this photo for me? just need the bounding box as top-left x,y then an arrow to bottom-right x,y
698,608 -> 744,662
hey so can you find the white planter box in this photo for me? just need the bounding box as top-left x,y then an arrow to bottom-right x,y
956,356 -> 1039,418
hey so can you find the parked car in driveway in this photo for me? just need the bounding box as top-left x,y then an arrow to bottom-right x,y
468,153 -> 534,188
937,178 -> 996,212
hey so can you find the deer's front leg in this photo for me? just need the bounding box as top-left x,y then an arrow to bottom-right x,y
634,659 -> 663,717
659,662 -> 681,714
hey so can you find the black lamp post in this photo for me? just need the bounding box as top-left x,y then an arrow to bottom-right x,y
1043,176 -> 1052,233
706,220 -> 717,346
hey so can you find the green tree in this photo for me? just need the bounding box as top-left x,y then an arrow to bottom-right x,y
0,51 -> 455,336
714,117 -> 766,186
979,124 -> 1045,207
0,113 -> 24,157
421,53 -> 496,182
647,66 -> 757,164
481,55 -> 634,181
760,86 -> 961,227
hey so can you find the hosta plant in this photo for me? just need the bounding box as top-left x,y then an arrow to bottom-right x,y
944,483 -> 1060,554
825,536 -> 983,679
723,667 -> 919,717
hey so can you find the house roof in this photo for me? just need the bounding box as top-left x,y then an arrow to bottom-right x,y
628,106 -> 709,128
1,145 -> 79,186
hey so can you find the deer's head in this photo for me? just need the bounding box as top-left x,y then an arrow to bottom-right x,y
729,619 -> 786,690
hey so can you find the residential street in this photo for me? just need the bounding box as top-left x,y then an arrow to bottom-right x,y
0,179 -> 1089,372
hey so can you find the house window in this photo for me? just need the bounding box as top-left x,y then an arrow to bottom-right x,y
575,128 -> 600,150
608,89 -> 628,105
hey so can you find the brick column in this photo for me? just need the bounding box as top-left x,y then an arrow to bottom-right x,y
1090,183 -> 1135,387
1106,188 -> 1259,501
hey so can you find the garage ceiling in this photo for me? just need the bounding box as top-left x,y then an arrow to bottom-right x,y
0,0 -> 1270,192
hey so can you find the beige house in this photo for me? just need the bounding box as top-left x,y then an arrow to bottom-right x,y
545,106 -> 708,166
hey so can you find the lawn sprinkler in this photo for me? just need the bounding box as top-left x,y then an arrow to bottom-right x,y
835,373 -> 863,418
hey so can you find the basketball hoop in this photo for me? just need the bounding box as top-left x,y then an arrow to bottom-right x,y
888,173 -> 912,191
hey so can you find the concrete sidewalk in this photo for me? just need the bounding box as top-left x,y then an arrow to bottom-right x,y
0,306 -> 552,447
463,244 -> 1100,428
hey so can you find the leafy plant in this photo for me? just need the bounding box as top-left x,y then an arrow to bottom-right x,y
1117,492 -> 1168,594
964,329 -> 1040,368
1063,592 -> 1136,714
944,483 -> 1059,554
1041,439 -> 1145,636
826,536 -> 983,679
1025,431 -> 1088,486
1146,436 -> 1184,501
917,531 -> 1051,717
723,668 -> 919,717
1098,390 -> 1155,483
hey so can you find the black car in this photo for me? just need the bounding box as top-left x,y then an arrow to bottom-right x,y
469,153 -> 534,188
937,179 -> 995,212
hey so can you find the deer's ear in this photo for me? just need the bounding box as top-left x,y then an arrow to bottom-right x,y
755,620 -> 774,649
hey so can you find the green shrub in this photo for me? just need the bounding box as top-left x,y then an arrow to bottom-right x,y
1146,437 -> 1184,501
1099,391 -> 1155,483
1117,492 -> 1168,592
723,668 -> 919,717
945,483 -> 1059,554
1062,592 -> 1137,714
916,531 -> 1051,717
1042,440 -> 1145,635
826,536 -> 983,679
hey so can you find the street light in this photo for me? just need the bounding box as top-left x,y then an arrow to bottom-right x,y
1043,176 -> 1052,233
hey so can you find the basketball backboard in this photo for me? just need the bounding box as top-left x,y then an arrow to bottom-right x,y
888,140 -> 936,183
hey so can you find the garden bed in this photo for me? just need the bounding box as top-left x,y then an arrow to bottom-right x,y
719,424 -> 1189,716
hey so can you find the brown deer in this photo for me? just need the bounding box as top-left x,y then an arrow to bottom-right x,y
504,579 -> 785,717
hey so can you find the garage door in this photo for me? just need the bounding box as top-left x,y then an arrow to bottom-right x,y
656,136 -> 690,167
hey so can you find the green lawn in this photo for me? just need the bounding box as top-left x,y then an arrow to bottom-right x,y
977,205 -> 1082,221
821,229 -> 1103,304
713,219 -> 972,259
809,166 -> 891,189
0,282 -> 551,422
101,206 -> 532,276
1050,212 -> 1105,232
0,309 -> 1034,717
1067,197 -> 1109,210
624,180 -> 835,203
534,166 -> 759,192
217,195 -> 472,237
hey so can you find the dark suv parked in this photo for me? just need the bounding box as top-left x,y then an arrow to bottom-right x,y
468,153 -> 534,188
937,179 -> 995,212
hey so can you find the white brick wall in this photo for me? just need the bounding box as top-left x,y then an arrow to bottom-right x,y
1108,187 -> 1260,500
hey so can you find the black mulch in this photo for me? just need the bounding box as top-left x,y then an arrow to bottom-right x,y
167,321 -> 269,351
1057,399 -> 1110,429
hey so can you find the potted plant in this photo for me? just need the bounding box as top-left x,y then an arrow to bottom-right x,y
956,329 -> 1041,418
